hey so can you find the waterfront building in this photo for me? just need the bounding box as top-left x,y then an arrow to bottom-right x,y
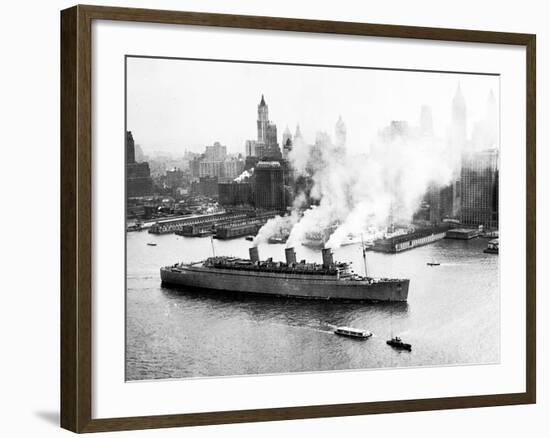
459,148 -> 499,229
254,161 -> 285,210
191,176 -> 219,198
439,183 -> 455,221
126,131 -> 153,197
218,181 -> 253,207
372,227 -> 449,253
446,228 -> 480,240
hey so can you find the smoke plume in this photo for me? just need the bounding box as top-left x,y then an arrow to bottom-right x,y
234,168 -> 254,182
255,86 -> 498,250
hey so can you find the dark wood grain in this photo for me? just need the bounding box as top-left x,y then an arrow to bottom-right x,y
60,5 -> 78,432
525,34 -> 536,404
60,4 -> 537,433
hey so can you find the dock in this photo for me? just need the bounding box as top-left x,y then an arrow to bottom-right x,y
149,210 -> 280,235
371,227 -> 449,253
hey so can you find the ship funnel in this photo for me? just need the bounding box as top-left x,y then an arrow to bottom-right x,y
249,247 -> 259,263
322,248 -> 334,268
285,247 -> 297,265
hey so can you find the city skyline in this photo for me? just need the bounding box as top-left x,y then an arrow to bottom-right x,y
126,57 -> 499,156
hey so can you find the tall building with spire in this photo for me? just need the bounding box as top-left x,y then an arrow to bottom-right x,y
294,124 -> 303,141
244,95 -> 282,160
256,95 -> 281,159
282,126 -> 293,159
334,115 -> 347,149
451,83 -> 467,145
257,94 -> 269,144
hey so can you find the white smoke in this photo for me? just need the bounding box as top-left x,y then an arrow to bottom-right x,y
234,168 -> 254,182
287,111 -> 460,249
253,193 -> 307,246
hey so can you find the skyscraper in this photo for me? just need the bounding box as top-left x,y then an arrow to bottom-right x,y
450,84 -> 468,217
257,94 -> 269,143
282,126 -> 293,159
294,124 -> 303,141
126,131 -> 153,197
255,95 -> 282,159
254,161 -> 285,210
126,131 -> 136,164
459,149 -> 499,229
334,115 -> 347,149
451,83 -> 467,145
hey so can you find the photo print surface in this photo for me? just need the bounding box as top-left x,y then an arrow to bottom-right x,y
125,56 -> 500,381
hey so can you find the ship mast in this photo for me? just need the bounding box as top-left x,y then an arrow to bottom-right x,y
361,234 -> 368,277
210,235 -> 216,257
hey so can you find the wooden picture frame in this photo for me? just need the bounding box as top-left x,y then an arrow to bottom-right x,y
61,4 -> 536,433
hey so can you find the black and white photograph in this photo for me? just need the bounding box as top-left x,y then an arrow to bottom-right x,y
125,56 -> 500,381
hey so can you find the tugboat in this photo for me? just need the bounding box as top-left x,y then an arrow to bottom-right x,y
268,235 -> 288,244
334,326 -> 373,339
387,336 -> 412,351
483,239 -> 499,254
426,257 -> 440,266
127,219 -> 143,232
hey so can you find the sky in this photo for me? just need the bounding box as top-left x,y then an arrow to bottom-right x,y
126,56 -> 499,156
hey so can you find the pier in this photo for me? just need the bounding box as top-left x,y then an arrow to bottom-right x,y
148,210 -> 279,235
371,227 -> 449,253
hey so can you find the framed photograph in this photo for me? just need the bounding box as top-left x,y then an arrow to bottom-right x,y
60,5 -> 536,433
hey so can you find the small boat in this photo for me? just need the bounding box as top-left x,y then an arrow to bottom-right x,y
268,235 -> 287,244
127,220 -> 143,232
334,326 -> 373,339
245,235 -> 255,242
147,242 -> 157,246
427,262 -> 440,266
483,238 -> 499,254
386,336 -> 412,351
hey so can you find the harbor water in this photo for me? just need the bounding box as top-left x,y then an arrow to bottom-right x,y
126,231 -> 499,380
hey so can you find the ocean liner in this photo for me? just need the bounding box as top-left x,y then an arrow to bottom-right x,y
160,247 -> 409,302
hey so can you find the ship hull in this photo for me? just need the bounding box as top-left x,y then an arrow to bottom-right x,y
160,266 -> 409,302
